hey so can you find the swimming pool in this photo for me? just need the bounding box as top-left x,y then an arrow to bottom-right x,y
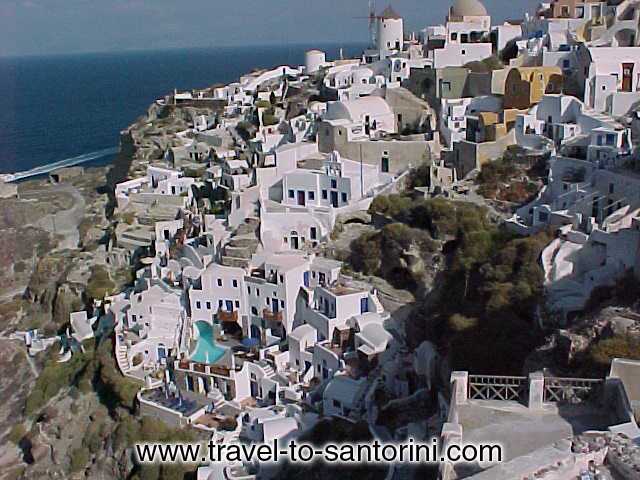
190,321 -> 226,364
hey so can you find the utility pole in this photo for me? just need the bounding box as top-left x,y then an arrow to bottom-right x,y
359,143 -> 364,198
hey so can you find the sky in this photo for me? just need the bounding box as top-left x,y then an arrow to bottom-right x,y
0,0 -> 540,57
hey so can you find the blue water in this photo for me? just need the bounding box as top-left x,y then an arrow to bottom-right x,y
0,43 -> 366,174
191,321 -> 226,364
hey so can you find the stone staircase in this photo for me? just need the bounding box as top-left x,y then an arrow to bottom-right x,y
115,342 -> 131,374
257,360 -> 276,379
221,217 -> 260,268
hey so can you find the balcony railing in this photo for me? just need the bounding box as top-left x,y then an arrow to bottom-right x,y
218,310 -> 238,323
543,377 -> 603,404
263,309 -> 283,323
468,375 -> 528,402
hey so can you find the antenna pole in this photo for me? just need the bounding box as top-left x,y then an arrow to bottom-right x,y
369,0 -> 377,47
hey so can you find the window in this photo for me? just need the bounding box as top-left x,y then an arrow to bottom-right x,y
322,189 -> 328,199
280,300 -> 285,308
217,279 -> 223,287
248,286 -> 251,294
219,300 -> 223,307
331,179 -> 337,189
310,227 -> 317,240
206,302 -> 211,310
609,183 -> 614,194
233,279 -> 238,288
279,274 -> 284,283
131,314 -> 137,322
266,298 -> 270,305
252,306 -> 258,315
461,49 -> 466,55
308,191 -> 315,200
563,59 -> 570,69
288,189 -> 294,198
257,289 -> 260,297
451,32 -> 457,41
196,301 -> 202,310
235,300 -> 240,308
341,192 -> 347,203
606,134 -> 616,146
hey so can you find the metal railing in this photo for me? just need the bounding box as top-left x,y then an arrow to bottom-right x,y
468,375 -> 528,402
543,377 -> 603,404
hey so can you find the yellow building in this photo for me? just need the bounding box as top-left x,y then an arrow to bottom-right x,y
503,67 -> 563,109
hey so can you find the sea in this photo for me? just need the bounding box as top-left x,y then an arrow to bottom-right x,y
0,43 -> 367,176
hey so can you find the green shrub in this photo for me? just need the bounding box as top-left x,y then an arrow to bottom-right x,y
448,314 -> 478,332
25,343 -> 95,416
8,424 -> 27,444
69,446 -> 90,473
86,266 -> 116,300
588,336 -> 640,375
262,112 -> 279,126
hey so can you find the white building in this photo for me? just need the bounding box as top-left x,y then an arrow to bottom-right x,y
281,152 -> 381,209
117,284 -> 183,371
576,44 -> 640,116
189,263 -> 247,327
324,96 -> 397,136
426,0 -> 493,68
376,6 -> 404,55
323,375 -> 366,417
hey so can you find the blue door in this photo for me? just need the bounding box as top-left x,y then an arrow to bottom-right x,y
330,191 -> 338,208
251,325 -> 261,339
360,297 -> 369,314
303,271 -> 310,287
226,300 -> 234,312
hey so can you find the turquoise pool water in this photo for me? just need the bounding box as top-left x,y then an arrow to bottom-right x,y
190,321 -> 226,364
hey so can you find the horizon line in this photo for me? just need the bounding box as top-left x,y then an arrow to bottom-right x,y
0,40 -> 371,61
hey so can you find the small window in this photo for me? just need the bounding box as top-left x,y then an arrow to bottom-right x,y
251,306 -> 258,315
308,191 -> 315,200
288,189 -> 294,198
248,286 -> 251,294
235,300 -> 240,308
196,301 -> 201,309
310,227 -> 317,240
206,302 -> 211,310
233,279 -> 238,288
322,190 -> 328,199
331,179 -> 337,189
217,279 -> 223,287
279,274 -> 284,283
341,192 -> 347,203
280,300 -> 285,308
257,289 -> 260,297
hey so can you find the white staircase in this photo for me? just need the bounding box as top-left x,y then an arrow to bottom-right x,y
207,387 -> 226,408
115,343 -> 131,373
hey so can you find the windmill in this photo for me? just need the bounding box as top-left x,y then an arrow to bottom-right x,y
353,0 -> 379,47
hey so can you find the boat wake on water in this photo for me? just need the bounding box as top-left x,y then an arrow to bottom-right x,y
2,146 -> 119,182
